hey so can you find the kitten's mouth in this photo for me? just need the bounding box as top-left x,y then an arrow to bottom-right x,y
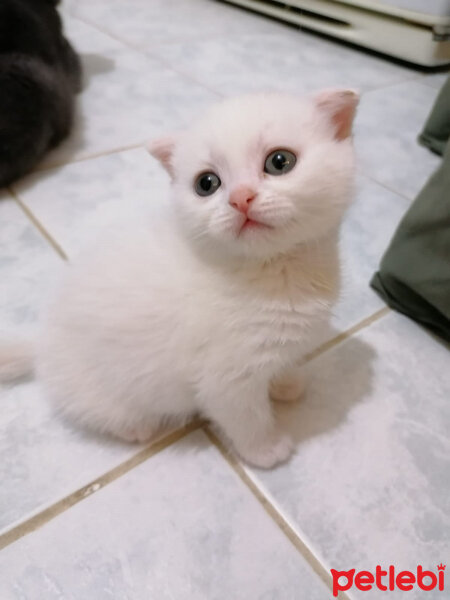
238,218 -> 272,235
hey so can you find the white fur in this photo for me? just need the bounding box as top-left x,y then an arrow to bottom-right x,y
0,340 -> 34,382
1,91 -> 358,468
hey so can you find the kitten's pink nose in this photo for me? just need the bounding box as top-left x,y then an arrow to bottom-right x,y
229,186 -> 256,214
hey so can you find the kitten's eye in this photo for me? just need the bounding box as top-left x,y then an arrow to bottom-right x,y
264,149 -> 297,176
194,172 -> 221,196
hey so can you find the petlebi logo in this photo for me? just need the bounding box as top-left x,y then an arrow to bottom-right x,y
330,564 -> 446,597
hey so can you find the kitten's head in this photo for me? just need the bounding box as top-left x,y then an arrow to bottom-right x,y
149,90 -> 358,261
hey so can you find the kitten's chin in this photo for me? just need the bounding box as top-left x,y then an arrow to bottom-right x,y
231,228 -> 295,261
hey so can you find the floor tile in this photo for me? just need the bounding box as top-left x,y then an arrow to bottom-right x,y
421,71 -> 449,90
145,28 -> 416,97
332,175 -> 409,332
69,0 -> 287,46
245,312 -> 450,599
41,16 -> 217,167
0,195 -> 146,534
63,12 -> 125,55
14,149 -> 169,258
2,1 -> 448,598
0,197 -> 61,337
0,430 -> 331,600
0,381 -> 141,535
355,80 -> 441,200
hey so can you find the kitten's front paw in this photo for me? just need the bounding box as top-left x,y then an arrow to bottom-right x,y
270,371 -> 306,403
111,423 -> 156,444
237,431 -> 294,469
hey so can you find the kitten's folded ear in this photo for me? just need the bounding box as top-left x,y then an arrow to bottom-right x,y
147,136 -> 177,177
314,89 -> 359,141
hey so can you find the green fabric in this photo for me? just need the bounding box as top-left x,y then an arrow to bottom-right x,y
418,75 -> 450,156
371,76 -> 450,342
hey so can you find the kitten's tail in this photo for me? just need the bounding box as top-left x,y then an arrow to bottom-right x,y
0,341 -> 34,383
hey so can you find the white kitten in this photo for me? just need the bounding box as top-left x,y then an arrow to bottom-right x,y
0,90 -> 358,468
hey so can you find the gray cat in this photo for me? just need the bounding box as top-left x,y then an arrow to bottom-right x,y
0,0 -> 81,187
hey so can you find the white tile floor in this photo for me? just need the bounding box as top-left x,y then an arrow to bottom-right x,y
0,1 -> 449,598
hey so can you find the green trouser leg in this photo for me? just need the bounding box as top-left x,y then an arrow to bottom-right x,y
371,139 -> 450,342
418,75 -> 450,156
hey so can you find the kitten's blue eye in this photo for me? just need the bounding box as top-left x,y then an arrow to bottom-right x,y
194,172 -> 221,196
264,149 -> 296,175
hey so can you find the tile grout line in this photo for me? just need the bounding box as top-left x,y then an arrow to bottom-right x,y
74,9 -> 422,103
361,72 -> 430,95
0,421 -> 202,552
72,6 -> 427,99
33,142 -> 144,174
420,80 -> 448,90
358,170 -> 417,203
302,306 -> 390,364
203,427 -> 352,600
9,188 -> 68,261
70,14 -> 224,99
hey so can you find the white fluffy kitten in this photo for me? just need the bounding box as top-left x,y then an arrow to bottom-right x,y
0,90 -> 358,468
